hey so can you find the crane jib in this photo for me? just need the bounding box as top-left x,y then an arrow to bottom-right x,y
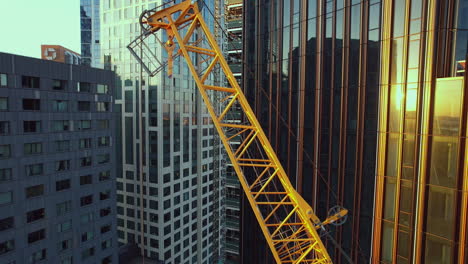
127,1 -> 348,263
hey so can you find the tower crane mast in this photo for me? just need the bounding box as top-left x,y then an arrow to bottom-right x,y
128,1 -> 347,263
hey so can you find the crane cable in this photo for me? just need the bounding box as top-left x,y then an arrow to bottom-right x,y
196,1 -> 372,263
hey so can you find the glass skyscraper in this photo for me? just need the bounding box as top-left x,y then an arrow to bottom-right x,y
372,0 -> 468,263
242,0 -> 468,263
80,0 -> 101,67
242,0 -> 381,263
80,0 -> 226,263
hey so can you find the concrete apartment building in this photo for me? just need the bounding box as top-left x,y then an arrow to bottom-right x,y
80,0 -> 227,263
0,53 -> 118,264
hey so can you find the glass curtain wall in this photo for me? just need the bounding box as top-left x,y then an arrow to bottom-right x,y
242,0 -> 381,263
373,0 -> 468,262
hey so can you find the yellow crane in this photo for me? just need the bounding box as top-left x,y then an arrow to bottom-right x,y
128,1 -> 347,263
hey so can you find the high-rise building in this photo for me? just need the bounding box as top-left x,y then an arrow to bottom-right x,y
372,0 -> 468,263
93,1 -> 226,263
225,0 -> 243,262
241,1 -> 381,263
80,0 -> 101,67
0,52 -> 117,264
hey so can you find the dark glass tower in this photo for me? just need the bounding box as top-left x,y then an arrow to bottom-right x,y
372,0 -> 468,263
241,0 -> 381,262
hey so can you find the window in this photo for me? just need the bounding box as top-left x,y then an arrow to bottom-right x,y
98,136 -> 110,147
80,156 -> 92,167
79,138 -> 92,149
0,121 -> 10,135
56,179 -> 71,191
101,239 -> 112,250
0,73 -> 7,87
58,239 -> 71,252
80,195 -> 93,206
52,120 -> 69,131
80,175 -> 92,185
52,79 -> 66,90
22,99 -> 40,111
100,190 -> 111,200
26,163 -> 43,176
100,207 -> 111,217
24,142 -> 42,155
28,229 -> 46,243
97,102 -> 110,112
29,248 -> 46,263
60,256 -> 72,264
77,120 -> 91,130
57,220 -> 72,232
22,76 -> 40,88
80,212 -> 94,224
97,154 -> 110,164
97,119 -> 109,129
26,208 -> 45,223
56,200 -> 72,216
0,239 -> 14,255
0,168 -> 12,182
81,231 -> 94,242
101,224 -> 111,234
81,247 -> 95,260
0,216 -> 14,231
77,82 -> 91,92
0,144 -> 10,158
0,97 -> 7,111
23,121 -> 41,133
78,101 -> 91,111
52,100 -> 68,112
56,160 -> 70,171
99,171 -> 111,181
25,185 -> 44,198
0,191 -> 12,205
55,140 -> 70,152
97,84 -> 108,94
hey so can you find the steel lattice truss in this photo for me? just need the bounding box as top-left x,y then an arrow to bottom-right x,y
129,1 -> 333,263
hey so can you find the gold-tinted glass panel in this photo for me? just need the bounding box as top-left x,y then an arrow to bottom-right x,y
402,134 -> 415,174
381,221 -> 395,262
399,180 -> 413,214
429,136 -> 459,188
386,133 -> 400,177
407,40 -> 420,69
404,88 -> 417,133
383,178 -> 397,221
424,234 -> 453,264
392,0 -> 406,38
426,186 -> 455,240
389,84 -> 403,132
391,39 -> 404,83
433,78 -> 463,136
397,230 -> 410,258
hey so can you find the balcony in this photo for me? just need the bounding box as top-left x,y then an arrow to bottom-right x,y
228,40 -> 242,51
227,19 -> 242,30
226,241 -> 240,254
228,63 -> 242,74
226,218 -> 240,230
226,197 -> 240,208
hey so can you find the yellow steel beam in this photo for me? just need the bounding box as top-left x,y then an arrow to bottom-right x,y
139,1 -> 334,263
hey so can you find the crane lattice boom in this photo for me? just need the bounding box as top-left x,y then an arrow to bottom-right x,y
128,1 -> 347,263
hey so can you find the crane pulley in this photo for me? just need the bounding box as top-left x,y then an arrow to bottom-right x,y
128,1 -> 347,263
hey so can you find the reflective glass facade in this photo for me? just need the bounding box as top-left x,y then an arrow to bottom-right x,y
242,0 -> 381,262
80,0 -> 101,67
97,0 -> 225,263
372,0 -> 468,263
